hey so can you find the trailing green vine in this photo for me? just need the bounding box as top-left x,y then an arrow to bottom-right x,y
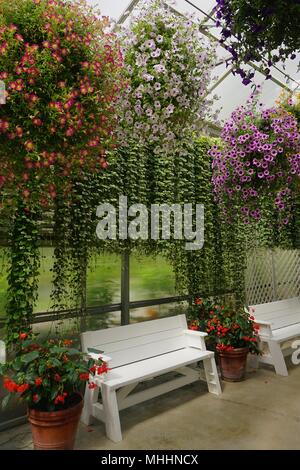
164,136 -> 247,306
6,196 -> 40,344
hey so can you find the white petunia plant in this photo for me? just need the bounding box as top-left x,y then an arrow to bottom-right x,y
118,0 -> 216,154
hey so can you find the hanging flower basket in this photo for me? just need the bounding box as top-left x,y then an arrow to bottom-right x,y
211,93 -> 300,227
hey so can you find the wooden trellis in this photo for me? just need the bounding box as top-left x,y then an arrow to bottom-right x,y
245,249 -> 300,305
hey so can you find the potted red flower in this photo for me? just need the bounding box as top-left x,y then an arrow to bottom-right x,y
189,299 -> 260,381
0,332 -> 108,450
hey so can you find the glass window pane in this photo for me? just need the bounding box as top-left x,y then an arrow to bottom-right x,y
130,254 -> 176,301
87,253 -> 121,306
32,310 -> 121,340
130,301 -> 188,323
35,247 -> 54,313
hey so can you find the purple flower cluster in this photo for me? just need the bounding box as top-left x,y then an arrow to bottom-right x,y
214,0 -> 299,85
211,96 -> 300,225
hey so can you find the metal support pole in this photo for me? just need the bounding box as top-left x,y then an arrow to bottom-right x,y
121,250 -> 130,325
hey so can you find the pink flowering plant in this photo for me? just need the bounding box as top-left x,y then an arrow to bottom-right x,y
0,332 -> 108,411
211,92 -> 300,226
189,298 -> 260,354
0,0 -> 124,209
0,0 -> 125,343
118,0 -> 216,154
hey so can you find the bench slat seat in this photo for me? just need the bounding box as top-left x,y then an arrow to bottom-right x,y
81,314 -> 221,442
268,323 -> 300,342
251,297 -> 300,376
94,348 -> 214,390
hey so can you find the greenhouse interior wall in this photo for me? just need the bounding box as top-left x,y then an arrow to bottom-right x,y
1,245 -> 300,430
0,0 -> 300,451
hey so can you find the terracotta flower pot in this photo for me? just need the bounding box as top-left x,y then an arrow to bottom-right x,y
218,347 -> 249,382
27,395 -> 83,450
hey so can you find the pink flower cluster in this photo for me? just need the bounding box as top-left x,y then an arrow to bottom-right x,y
211,96 -> 300,225
0,0 -> 124,209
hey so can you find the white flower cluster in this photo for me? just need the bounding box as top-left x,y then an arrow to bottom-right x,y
118,0 -> 216,154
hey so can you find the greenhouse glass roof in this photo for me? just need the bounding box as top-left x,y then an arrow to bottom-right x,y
89,0 -> 300,123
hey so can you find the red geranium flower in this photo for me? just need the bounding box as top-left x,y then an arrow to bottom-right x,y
97,363 -> 110,375
216,344 -> 234,352
3,378 -> 18,393
17,383 -> 29,394
54,393 -> 66,405
79,373 -> 89,381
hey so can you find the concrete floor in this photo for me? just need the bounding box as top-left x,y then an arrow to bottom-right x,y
1,359 -> 300,450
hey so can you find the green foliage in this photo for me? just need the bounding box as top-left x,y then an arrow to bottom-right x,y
93,135 -> 248,307
189,297 -> 260,354
165,136 -> 247,306
5,197 -> 40,344
51,174 -> 101,313
0,331 -> 106,411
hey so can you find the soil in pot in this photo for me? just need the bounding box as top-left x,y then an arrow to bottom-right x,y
218,347 -> 249,382
27,393 -> 83,450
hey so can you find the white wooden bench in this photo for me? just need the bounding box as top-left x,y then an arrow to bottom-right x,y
81,314 -> 221,442
250,297 -> 300,376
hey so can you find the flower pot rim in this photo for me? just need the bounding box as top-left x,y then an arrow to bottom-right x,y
218,346 -> 249,356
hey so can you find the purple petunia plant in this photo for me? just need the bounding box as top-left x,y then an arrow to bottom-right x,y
210,89 -> 300,226
117,0 -> 217,154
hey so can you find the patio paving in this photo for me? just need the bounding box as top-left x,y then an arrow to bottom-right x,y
1,359 -> 300,450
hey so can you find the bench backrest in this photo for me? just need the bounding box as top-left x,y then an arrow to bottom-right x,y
251,297 -> 300,331
81,314 -> 188,368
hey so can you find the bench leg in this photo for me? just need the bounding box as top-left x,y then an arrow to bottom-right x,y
81,382 -> 99,426
102,384 -> 122,443
248,353 -> 259,370
268,340 -> 288,376
203,357 -> 222,395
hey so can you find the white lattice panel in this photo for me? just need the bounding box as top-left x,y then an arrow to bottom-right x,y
246,249 -> 300,305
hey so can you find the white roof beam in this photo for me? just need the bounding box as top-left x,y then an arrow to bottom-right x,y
116,0 -> 140,25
